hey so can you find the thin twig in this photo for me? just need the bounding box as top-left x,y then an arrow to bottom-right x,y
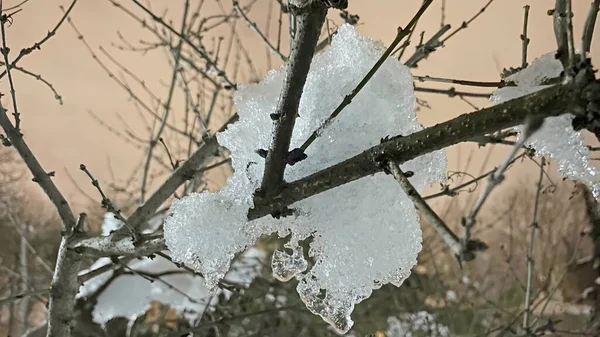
461,116 -> 544,257
566,0 -> 576,71
387,161 -> 464,259
79,164 -> 141,241
299,0 -> 434,151
414,86 -> 491,98
582,0 -> 600,57
0,0 -> 78,79
0,4 -> 21,130
233,0 -> 287,61
140,0 -> 189,202
523,157 -> 545,331
413,75 -> 508,88
130,0 -> 235,89
10,65 -> 63,104
404,24 -> 451,68
441,0 -> 495,43
521,5 -> 530,69
423,152 -> 528,200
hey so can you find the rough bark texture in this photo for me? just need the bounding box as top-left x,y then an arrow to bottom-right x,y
260,3 -> 327,195
250,80 -> 598,219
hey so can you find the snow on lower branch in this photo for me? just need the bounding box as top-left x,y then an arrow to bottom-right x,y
164,24 -> 447,333
491,53 -> 600,198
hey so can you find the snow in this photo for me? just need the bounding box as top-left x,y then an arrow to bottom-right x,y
164,24 -> 447,333
101,212 -> 123,236
386,312 -> 450,337
491,53 -> 600,198
76,248 -> 264,326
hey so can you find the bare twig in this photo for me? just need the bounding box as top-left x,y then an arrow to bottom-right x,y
0,4 -> 21,130
299,0 -> 434,151
523,157 -> 545,331
140,0 -> 189,202
0,0 -> 78,79
553,0 -> 569,67
130,0 -> 235,89
386,161 -> 464,259
461,116 -> 544,258
566,0 -> 576,70
441,0 -> 495,43
79,164 -> 141,241
404,24 -> 451,68
413,75 -> 508,88
423,152 -> 528,201
0,104 -> 76,233
233,0 -> 287,61
414,86 -> 491,98
582,0 -> 600,57
521,5 -> 530,69
9,65 -> 63,104
260,3 -> 327,195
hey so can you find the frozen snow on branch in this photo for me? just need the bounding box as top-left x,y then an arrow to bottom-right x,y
164,24 -> 447,333
491,53 -> 600,198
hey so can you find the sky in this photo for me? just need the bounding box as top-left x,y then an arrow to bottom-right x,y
1,0 -> 598,212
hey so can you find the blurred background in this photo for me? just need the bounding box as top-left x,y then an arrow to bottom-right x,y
1,0 -> 599,336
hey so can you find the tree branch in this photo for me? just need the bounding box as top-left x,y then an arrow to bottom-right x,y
69,234 -> 166,258
46,213 -> 86,337
126,136 -> 222,230
386,161 -> 465,259
582,0 -> 600,57
249,78 -> 599,220
553,0 -> 569,67
260,3 -> 327,195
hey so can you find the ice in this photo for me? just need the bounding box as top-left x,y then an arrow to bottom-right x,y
164,24 -> 447,333
76,248 -> 264,325
491,53 -> 600,198
386,312 -> 450,337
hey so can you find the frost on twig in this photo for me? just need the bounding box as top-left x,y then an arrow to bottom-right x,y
164,24 -> 447,333
491,52 -> 600,198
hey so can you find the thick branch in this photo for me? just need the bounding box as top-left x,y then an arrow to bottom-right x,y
127,136 -> 221,230
386,161 -> 464,259
0,103 -> 76,231
46,214 -> 86,337
69,234 -> 166,258
554,0 -> 569,66
249,80 -> 596,220
260,3 -> 327,194
582,0 -> 600,56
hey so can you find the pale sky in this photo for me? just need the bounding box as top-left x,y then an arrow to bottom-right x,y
2,0 -> 598,210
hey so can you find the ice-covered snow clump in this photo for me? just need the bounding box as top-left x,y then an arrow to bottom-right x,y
77,248 -> 264,325
164,23 -> 447,333
491,52 -> 600,198
101,212 -> 123,236
386,312 -> 450,337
